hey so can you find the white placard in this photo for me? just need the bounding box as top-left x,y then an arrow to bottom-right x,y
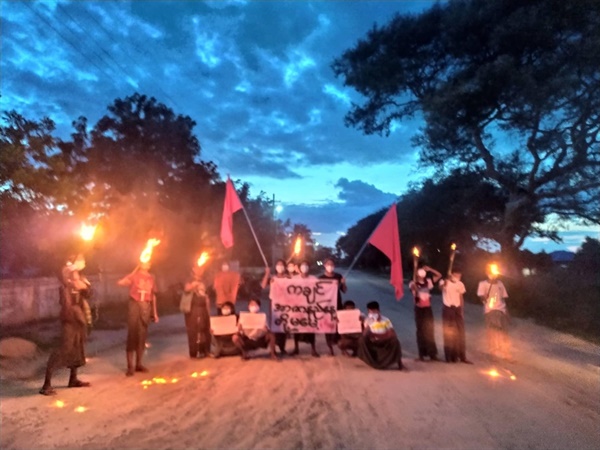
210,315 -> 238,336
269,278 -> 338,333
238,312 -> 267,330
336,309 -> 362,334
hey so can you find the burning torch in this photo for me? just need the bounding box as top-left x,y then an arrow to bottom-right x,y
139,238 -> 161,265
448,243 -> 457,277
412,247 -> 420,283
287,235 -> 303,263
197,251 -> 209,268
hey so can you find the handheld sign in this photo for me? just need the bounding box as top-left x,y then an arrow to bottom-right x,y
336,309 -> 362,334
239,312 -> 267,330
210,315 -> 238,336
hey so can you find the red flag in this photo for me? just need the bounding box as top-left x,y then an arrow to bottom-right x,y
220,177 -> 243,248
368,203 -> 404,300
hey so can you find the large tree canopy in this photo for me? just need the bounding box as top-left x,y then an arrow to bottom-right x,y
333,0 -> 600,253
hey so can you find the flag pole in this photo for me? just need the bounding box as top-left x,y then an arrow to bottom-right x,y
241,206 -> 269,268
343,203 -> 396,279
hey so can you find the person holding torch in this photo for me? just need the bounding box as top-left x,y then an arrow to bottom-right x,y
182,253 -> 211,359
117,239 -> 160,376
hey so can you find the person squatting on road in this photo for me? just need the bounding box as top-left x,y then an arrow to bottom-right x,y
358,301 -> 405,371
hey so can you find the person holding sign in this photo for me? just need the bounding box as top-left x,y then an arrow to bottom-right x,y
210,301 -> 240,358
408,266 -> 441,362
292,261 -> 320,357
439,267 -> 473,364
232,299 -> 278,360
261,259 -> 291,355
337,301 -> 363,357
213,260 -> 242,315
117,261 -> 159,376
319,258 -> 347,356
358,301 -> 405,370
477,264 -> 511,361
183,265 -> 211,359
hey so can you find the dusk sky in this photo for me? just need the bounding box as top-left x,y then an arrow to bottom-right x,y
2,0 -> 598,252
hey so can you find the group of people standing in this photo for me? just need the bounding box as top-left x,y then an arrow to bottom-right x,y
39,253 -> 511,395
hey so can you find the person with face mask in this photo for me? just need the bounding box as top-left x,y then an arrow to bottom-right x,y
183,265 -> 211,359
213,260 -> 242,315
318,258 -> 347,356
232,299 -> 278,360
408,265 -> 442,362
292,261 -> 320,357
261,259 -> 290,355
358,301 -> 404,370
477,264 -> 511,361
210,301 -> 240,358
439,268 -> 473,364
337,300 -> 364,357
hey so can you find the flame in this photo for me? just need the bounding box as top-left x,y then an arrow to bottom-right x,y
54,400 -> 65,408
294,236 -> 302,255
200,370 -> 209,377
412,247 -> 420,258
510,375 -> 517,381
171,378 -> 179,383
450,243 -> 457,251
487,369 -> 500,378
141,380 -> 152,386
152,377 -> 167,384
80,223 -> 97,241
143,386 -> 148,390
139,238 -> 161,264
489,263 -> 500,276
191,372 -> 199,378
74,406 -> 87,413
197,252 -> 209,267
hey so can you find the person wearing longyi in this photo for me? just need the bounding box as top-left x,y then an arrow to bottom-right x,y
439,267 -> 473,364
478,264 -> 511,361
408,265 -> 441,362
39,254 -> 91,396
292,260 -> 320,357
318,257 -> 347,356
337,300 -> 364,357
183,265 -> 211,359
232,299 -> 277,360
117,261 -> 159,376
261,259 -> 291,355
357,301 -> 404,370
210,301 -> 240,358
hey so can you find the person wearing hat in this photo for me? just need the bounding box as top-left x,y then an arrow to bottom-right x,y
439,267 -> 473,364
408,265 -> 442,361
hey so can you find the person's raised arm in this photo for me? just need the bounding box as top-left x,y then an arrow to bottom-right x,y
423,265 -> 442,283
260,267 -> 271,290
117,266 -> 138,286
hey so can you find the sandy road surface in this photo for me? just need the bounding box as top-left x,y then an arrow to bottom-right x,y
1,271 -> 599,449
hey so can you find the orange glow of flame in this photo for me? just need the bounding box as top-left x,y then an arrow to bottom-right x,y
510,375 -> 517,381
191,372 -> 199,378
80,223 -> 97,241
141,380 -> 153,386
197,252 -> 209,267
450,243 -> 457,251
293,236 -> 302,255
152,377 -> 167,384
171,378 -> 179,384
489,263 -> 500,276
200,370 -> 209,377
412,247 -> 420,258
54,400 -> 65,408
487,369 -> 500,378
143,386 -> 148,390
74,406 -> 87,413
139,238 -> 161,264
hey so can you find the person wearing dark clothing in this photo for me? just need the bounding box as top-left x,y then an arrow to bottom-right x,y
318,258 -> 347,356
292,261 -> 319,357
232,299 -> 278,360
439,268 -> 473,364
337,300 -> 363,357
408,266 -> 441,362
261,259 -> 290,355
39,255 -> 91,396
358,301 -> 404,370
117,262 -> 159,376
183,266 -> 211,358
210,301 -> 240,358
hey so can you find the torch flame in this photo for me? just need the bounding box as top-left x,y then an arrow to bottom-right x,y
294,236 -> 302,255
450,243 -> 457,251
489,263 -> 500,276
487,369 -> 500,378
140,238 -> 161,264
412,247 -> 420,258
197,252 -> 209,267
80,223 -> 97,241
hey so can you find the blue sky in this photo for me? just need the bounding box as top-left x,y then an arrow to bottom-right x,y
2,0 -> 598,252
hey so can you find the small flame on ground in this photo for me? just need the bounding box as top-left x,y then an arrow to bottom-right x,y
487,369 -> 500,378
510,375 -> 517,381
171,378 -> 179,383
143,386 -> 148,390
55,400 -> 65,408
74,406 -> 87,413
191,372 -> 199,378
141,380 -> 152,385
200,370 -> 209,377
152,377 -> 167,384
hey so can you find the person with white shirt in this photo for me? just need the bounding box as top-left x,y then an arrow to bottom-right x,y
408,265 -> 442,362
477,265 -> 511,361
357,301 -> 405,370
439,268 -> 472,364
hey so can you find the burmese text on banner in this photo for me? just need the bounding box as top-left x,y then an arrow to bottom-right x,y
269,278 -> 338,333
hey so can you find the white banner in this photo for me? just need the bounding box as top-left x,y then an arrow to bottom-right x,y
336,309 -> 362,334
238,312 -> 267,330
269,278 -> 338,333
210,315 -> 238,336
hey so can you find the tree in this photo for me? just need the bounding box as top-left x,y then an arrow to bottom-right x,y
333,0 -> 600,255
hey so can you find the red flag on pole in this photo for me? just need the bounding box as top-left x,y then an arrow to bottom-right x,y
221,177 -> 243,248
368,203 -> 404,300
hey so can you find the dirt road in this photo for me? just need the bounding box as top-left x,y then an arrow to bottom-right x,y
1,271 -> 598,449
